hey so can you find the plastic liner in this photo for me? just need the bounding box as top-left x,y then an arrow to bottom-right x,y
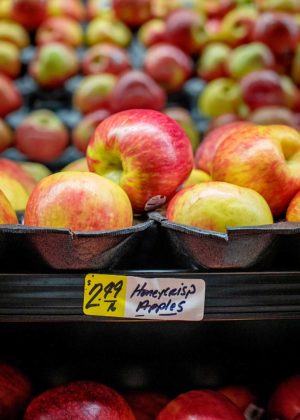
150,212 -> 300,270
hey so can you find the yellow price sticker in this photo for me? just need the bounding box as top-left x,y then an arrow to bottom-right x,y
83,274 -> 127,318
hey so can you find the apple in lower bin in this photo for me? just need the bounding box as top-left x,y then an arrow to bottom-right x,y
11,0 -> 47,30
0,362 -> 32,419
0,74 -> 22,118
47,0 -> 86,21
19,161 -> 52,182
109,70 -> 166,113
125,391 -> 170,420
86,17 -> 132,48
86,109 -> 193,213
0,189 -> 18,224
36,16 -> 83,48
24,171 -> 133,231
61,157 -> 88,172
72,109 -> 111,153
73,74 -> 117,114
286,190 -> 300,222
29,43 -> 79,89
16,110 -> 69,162
0,20 -> 30,49
0,171 -> 29,211
218,385 -> 257,412
0,40 -> 21,79
166,181 -> 273,233
24,381 -> 135,420
0,158 -> 37,193
268,375 -> 300,419
138,19 -> 166,47
0,119 -> 14,153
82,44 -> 131,76
208,113 -> 243,130
197,42 -> 231,82
112,0 -> 153,27
157,390 -> 245,419
211,124 -> 300,216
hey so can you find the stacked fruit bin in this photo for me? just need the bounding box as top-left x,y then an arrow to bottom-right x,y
2,0 -> 300,419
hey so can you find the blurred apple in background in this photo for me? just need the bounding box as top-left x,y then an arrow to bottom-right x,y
0,362 -> 31,419
125,391 -> 170,420
11,0 -> 47,30
0,190 -> 18,224
163,106 -> 200,151
72,109 -> 111,153
112,0 -> 153,27
143,43 -> 193,93
0,0 -> 12,19
47,0 -> 85,21
138,18 -> 166,47
36,16 -> 83,48
0,172 -> 29,210
291,45 -> 300,85
86,0 -> 115,21
208,113 -> 243,130
219,385 -> 257,412
73,74 -> 117,114
157,390 -> 245,419
0,119 -> 14,153
286,191 -> 300,222
167,181 -> 273,232
16,110 -> 69,162
165,9 -> 207,55
248,106 -> 297,126
24,381 -> 135,420
202,0 -> 236,18
109,70 -> 166,113
87,109 -> 193,213
212,124 -> 300,216
0,20 -> 29,49
198,78 -> 243,118
62,157 -> 88,172
86,17 -> 132,48
181,169 -> 212,188
281,75 -> 299,109
197,42 -> 231,81
268,375 -> 300,419
82,44 -> 131,76
0,158 -> 37,193
0,40 -> 21,79
256,0 -> 300,12
29,43 -> 79,88
20,161 -> 52,182
0,74 -> 22,117
24,172 -> 133,231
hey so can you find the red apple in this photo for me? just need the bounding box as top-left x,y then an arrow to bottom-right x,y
157,390 -> 245,419
0,158 -> 37,193
197,42 -> 231,82
86,17 -> 132,48
0,189 -> 18,224
0,20 -> 30,49
36,16 -> 83,48
15,110 -> 69,162
87,109 -> 193,212
24,381 -> 135,419
112,0 -> 153,27
268,375 -> 300,419
248,106 -> 297,127
72,109 -> 111,153
0,362 -> 31,419
11,0 -> 47,30
143,43 -> 193,93
109,70 -> 166,113
165,9 -> 207,55
24,172 -> 133,231
29,43 -> 79,89
252,12 -> 300,55
138,18 -> 166,47
219,385 -> 257,412
73,74 -> 117,114
0,40 -> 21,79
47,0 -> 86,21
211,124 -> 300,216
82,44 -> 131,76
125,391 -> 170,420
0,74 -> 22,118
0,119 -> 14,152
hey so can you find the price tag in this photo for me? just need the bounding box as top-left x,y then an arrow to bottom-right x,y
83,274 -> 205,321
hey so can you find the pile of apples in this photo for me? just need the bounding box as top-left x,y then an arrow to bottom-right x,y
2,359 -> 300,419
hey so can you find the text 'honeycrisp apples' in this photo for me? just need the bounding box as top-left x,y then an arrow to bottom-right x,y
86,109 -> 194,213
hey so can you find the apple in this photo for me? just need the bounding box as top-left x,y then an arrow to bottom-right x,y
202,0 -> 236,18
286,190 -> 300,222
24,381 -> 135,419
219,385 -> 257,412
0,119 -> 14,152
267,375 -> 300,419
281,75 -> 299,109
62,157 -> 88,172
47,0 -> 86,21
11,0 -> 47,30
181,169 -> 212,188
165,8 -> 207,55
143,43 -> 193,93
0,189 -> 18,224
0,20 -> 30,49
29,43 -> 79,89
167,181 -> 273,233
138,18 -> 166,47
0,0 -> 12,19
248,106 -> 297,126
0,171 -> 29,210
36,16 -> 83,48
73,74 -> 117,114
87,109 -> 193,213
163,106 -> 200,151
208,113 -> 243,130
82,43 -> 131,76
86,0 -> 115,21
198,78 -> 243,118
15,110 -> 69,162
0,362 -> 32,419
228,42 -> 275,80
24,172 -> 133,231
19,161 -> 52,182
112,0 -> 153,27
109,70 -> 166,113
197,42 -> 231,82
291,45 -> 300,85
240,69 -> 285,110
211,124 -> 300,216
0,158 -> 37,193
72,109 -> 111,153
252,12 -> 300,55
125,391 -> 170,420
195,121 -> 251,175
86,17 -> 132,48
0,40 -> 21,79
157,390 -> 245,419
0,74 -> 22,118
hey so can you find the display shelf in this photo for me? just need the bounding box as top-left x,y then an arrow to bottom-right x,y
1,270 -> 300,322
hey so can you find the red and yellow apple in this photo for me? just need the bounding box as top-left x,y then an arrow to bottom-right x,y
0,40 -> 21,79
36,16 -> 83,48
0,74 -> 22,117
47,0 -> 85,21
86,17 -> 132,48
19,161 -> 52,182
0,158 -> 37,193
11,0 -> 47,30
0,190 -> 18,224
197,42 -> 231,82
87,109 -> 193,213
138,18 -> 166,47
0,119 -> 14,152
112,0 -> 153,27
0,20 -> 30,49
86,0 -> 115,21
82,44 -> 131,76
0,0 -> 12,19
0,172 -> 29,211
62,158 -> 88,172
